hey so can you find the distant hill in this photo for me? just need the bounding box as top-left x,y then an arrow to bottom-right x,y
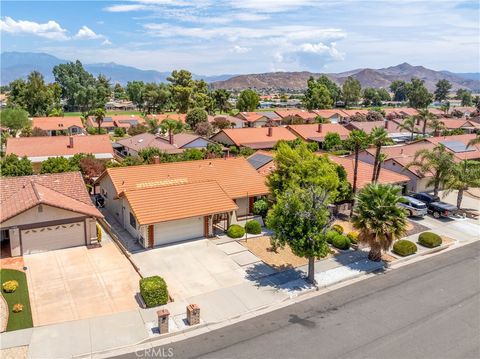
0,52 -> 234,85
211,63 -> 480,91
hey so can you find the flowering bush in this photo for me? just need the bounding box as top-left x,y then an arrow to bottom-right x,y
12,303 -> 24,313
2,280 -> 19,293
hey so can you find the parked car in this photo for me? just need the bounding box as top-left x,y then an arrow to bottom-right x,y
410,192 -> 457,218
399,196 -> 428,217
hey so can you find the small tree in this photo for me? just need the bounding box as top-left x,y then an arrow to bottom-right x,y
212,117 -> 232,130
253,199 -> 269,219
322,132 -> 342,151
40,157 -> 74,174
236,89 -> 260,111
186,107 -> 208,129
114,127 -> 126,137
0,154 -> 34,176
0,108 -> 29,135
127,124 -> 148,136
194,121 -> 213,137
397,116 -> 419,141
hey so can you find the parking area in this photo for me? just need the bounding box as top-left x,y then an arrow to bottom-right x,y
24,239 -> 141,326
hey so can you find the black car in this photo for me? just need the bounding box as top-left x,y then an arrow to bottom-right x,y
410,192 -> 457,218
410,192 -> 440,204
93,194 -> 105,208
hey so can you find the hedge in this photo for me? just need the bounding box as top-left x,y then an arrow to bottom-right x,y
331,224 -> 344,234
418,232 -> 442,248
332,235 -> 351,250
139,276 -> 169,308
227,224 -> 245,238
393,240 -> 417,257
245,220 -> 261,235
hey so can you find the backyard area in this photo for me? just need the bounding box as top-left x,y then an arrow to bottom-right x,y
1,269 -> 33,332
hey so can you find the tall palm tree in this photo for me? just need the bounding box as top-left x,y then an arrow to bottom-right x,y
93,108 -> 106,135
370,127 -> 390,182
407,145 -> 455,197
344,129 -> 370,216
444,160 -> 480,209
160,118 -> 184,140
374,153 -> 387,183
397,116 -> 419,141
467,135 -> 480,148
415,109 -> 436,137
352,184 -> 408,261
147,118 -> 160,134
428,117 -> 446,137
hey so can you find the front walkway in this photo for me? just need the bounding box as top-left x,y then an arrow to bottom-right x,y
99,207 -> 144,253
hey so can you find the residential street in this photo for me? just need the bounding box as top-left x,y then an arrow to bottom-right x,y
117,242 -> 480,359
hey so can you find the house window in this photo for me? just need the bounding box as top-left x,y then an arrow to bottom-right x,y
129,212 -> 137,229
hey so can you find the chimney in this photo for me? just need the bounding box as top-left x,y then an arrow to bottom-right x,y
416,118 -> 420,125
68,136 -> 74,148
267,127 -> 273,137
317,123 -> 323,133
384,120 -> 388,129
153,156 -> 160,164
169,132 -> 174,145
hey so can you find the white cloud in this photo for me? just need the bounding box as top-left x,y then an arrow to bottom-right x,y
228,0 -> 317,12
0,16 -> 69,40
75,26 -> 102,40
104,4 -> 150,12
232,45 -> 251,54
102,39 -> 112,46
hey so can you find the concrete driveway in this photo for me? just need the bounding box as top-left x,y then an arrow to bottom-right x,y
131,239 -> 247,301
24,241 -> 141,326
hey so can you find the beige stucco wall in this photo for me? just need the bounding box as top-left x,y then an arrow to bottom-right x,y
1,205 -> 84,228
235,197 -> 250,217
99,175 -> 124,224
211,131 -> 235,146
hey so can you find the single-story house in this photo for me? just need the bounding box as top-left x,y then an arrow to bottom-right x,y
247,150 -> 275,176
427,108 -> 446,116
0,172 -> 102,256
287,123 -> 351,143
86,116 -> 116,132
6,135 -> 114,168
115,133 -> 214,157
313,109 -> 347,123
210,127 -> 298,149
105,101 -> 136,111
346,120 -> 413,143
437,119 -> 480,133
235,112 -> 271,127
146,113 -> 187,124
86,115 -> 145,132
274,109 -> 317,123
425,134 -> 480,160
340,109 -> 371,118
450,106 -> 476,116
384,107 -> 418,118
96,157 -> 269,248
31,116 -> 85,136
209,115 -> 246,129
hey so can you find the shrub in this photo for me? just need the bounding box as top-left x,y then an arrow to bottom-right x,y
229,146 -> 239,155
347,232 -> 358,244
393,240 -> 417,257
227,224 -> 245,238
326,230 -> 339,244
2,280 -> 19,293
114,127 -> 126,137
332,235 -> 351,250
253,199 -> 269,218
96,223 -> 102,243
245,220 -> 262,235
139,276 -> 168,308
12,303 -> 23,313
418,232 -> 442,248
331,224 -> 344,234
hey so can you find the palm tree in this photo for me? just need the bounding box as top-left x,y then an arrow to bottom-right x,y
440,102 -> 450,115
370,127 -> 390,182
407,145 -> 455,197
147,118 -> 160,134
160,118 -> 184,141
93,108 -> 106,135
352,184 -> 408,261
467,135 -> 480,148
344,129 -> 370,216
397,116 -> 419,141
444,160 -> 480,209
415,109 -> 436,137
427,117 -> 446,137
374,153 -> 387,183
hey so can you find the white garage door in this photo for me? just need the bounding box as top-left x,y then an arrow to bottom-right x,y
154,217 -> 203,246
21,222 -> 85,255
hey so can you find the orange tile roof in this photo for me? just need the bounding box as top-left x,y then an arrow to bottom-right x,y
146,113 -> 187,124
425,134 -> 480,160
31,116 -> 84,131
0,172 -> 102,222
384,108 -> 419,117
428,108 -> 446,116
213,127 -> 298,149
313,109 -> 347,118
341,109 -> 370,117
237,112 -> 265,122
438,119 -> 480,130
124,181 -> 238,225
102,157 -> 269,200
6,135 -> 114,161
274,109 -> 317,120
116,133 -> 210,154
348,120 -> 405,134
287,123 -> 351,141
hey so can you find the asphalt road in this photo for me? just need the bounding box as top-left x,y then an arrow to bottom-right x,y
118,242 -> 480,359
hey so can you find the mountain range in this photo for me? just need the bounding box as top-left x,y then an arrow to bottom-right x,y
1,52 -> 478,92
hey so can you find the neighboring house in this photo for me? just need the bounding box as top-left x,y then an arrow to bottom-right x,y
146,113 -> 187,124
96,157 -> 269,248
427,108 -> 446,116
105,100 -> 136,111
450,106 -> 476,116
6,135 -> 114,167
86,116 -> 116,132
247,150 -> 275,176
236,112 -> 270,127
346,120 -> 413,143
384,107 -> 418,118
340,109 -> 370,118
425,134 -> 480,160
438,119 -> 480,134
31,116 -> 84,136
115,133 -> 214,157
210,127 -> 298,149
209,115 -> 246,129
274,109 -> 317,123
0,172 -> 102,256
287,123 -> 351,143
313,109 -> 347,123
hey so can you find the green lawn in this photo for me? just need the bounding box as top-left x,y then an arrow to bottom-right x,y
1,269 -> 33,331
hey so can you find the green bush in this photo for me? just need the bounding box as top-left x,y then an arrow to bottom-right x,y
139,276 -> 168,308
332,235 -> 351,250
331,224 -> 344,234
114,127 -> 126,137
347,232 -> 358,244
229,146 -> 239,155
227,224 -> 245,238
393,240 -> 417,257
253,199 -> 269,218
326,230 -> 339,244
418,232 -> 442,248
245,220 -> 262,235
96,223 -> 102,243
2,280 -> 19,293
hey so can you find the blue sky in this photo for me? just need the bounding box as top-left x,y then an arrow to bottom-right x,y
1,0 -> 479,75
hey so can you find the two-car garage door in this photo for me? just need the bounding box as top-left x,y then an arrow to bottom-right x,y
21,222 -> 85,255
154,217 -> 203,246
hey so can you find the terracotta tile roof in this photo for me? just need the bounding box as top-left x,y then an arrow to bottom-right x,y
328,156 -> 410,189
0,172 -> 102,222
287,123 -> 351,141
6,135 -> 114,162
31,117 -> 84,131
212,127 -> 298,149
426,134 -> 480,160
116,133 -> 210,154
313,109 -> 347,119
451,106 -> 476,113
274,109 -> 317,120
102,157 -> 269,200
438,119 -> 480,130
124,181 -> 238,225
347,120 -> 405,134
146,113 -> 187,124
87,115 -> 145,129
236,112 -> 266,123
428,108 -> 446,116
341,109 -> 370,117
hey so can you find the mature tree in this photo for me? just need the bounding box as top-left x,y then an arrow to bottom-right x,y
374,153 -> 387,183
444,160 -> 480,209
186,107 -> 208,129
143,83 -> 171,113
0,108 -> 29,135
377,88 -> 391,102
79,156 -> 106,185
416,109 -> 436,136
397,116 -> 420,141
440,102 -> 450,114
92,108 -> 106,135
182,148 -> 204,161
389,80 -> 408,102
366,110 -> 383,122
205,143 -> 223,158
316,75 -> 341,103
212,116 -> 232,130
304,77 -> 333,110
362,87 -> 382,107
334,164 -> 353,204
113,83 -> 127,100
160,118 -> 183,138
146,118 -> 160,134
456,89 -> 473,106
211,89 -> 231,113
126,81 -> 145,110
236,89 -> 260,111
0,154 -> 34,177
352,184 -> 407,261
6,78 -> 27,109
95,74 -> 111,109
342,76 -> 362,108
370,127 -> 391,182
428,117 -> 446,137
434,79 -> 452,102
23,71 -> 52,116
406,78 -> 433,109
127,123 -> 148,136
267,184 -> 332,283
40,157 -> 74,174
322,132 -> 342,151
194,121 -> 214,137
168,70 -> 194,113
407,145 -> 455,197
